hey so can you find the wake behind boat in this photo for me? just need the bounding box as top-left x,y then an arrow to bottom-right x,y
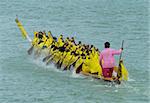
15,17 -> 128,85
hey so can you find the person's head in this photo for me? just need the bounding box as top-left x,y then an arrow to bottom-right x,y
51,45 -> 54,48
90,45 -> 93,49
66,49 -> 70,52
86,45 -> 89,49
71,51 -> 74,54
46,35 -> 49,38
78,41 -> 81,44
96,48 -> 99,51
86,50 -> 89,54
53,37 -> 57,41
71,37 -> 75,42
104,42 -> 110,48
70,45 -> 73,47
81,48 -> 84,51
38,33 -> 43,39
89,50 -> 92,53
71,37 -> 74,40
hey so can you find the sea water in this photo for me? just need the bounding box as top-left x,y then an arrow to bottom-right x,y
0,0 -> 149,103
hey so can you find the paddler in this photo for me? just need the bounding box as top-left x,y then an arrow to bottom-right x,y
99,42 -> 123,80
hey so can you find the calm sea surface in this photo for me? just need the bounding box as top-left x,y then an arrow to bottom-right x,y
0,0 -> 149,103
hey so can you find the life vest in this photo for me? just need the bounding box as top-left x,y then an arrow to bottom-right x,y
62,51 -> 72,67
32,37 -> 39,46
44,37 -> 53,47
82,57 -> 91,73
75,57 -> 83,69
48,31 -> 53,40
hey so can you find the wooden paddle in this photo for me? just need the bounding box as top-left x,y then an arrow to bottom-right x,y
63,56 -> 80,70
55,53 -> 64,69
42,51 -> 57,62
45,49 -> 60,64
63,55 -> 74,70
56,53 -> 68,68
76,62 -> 83,73
117,40 -> 124,80
46,55 -> 56,65
27,45 -> 34,55
72,56 -> 80,67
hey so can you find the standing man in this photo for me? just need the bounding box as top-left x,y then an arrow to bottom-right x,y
99,42 -> 123,79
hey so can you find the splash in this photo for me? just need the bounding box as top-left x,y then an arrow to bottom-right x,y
70,69 -> 84,78
28,55 -> 63,73
128,77 -> 135,82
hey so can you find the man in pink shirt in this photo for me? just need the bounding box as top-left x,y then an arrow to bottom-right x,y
99,42 -> 123,79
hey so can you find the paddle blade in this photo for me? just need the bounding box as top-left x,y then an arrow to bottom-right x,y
76,63 -> 83,73
59,61 -> 63,68
72,57 -> 80,67
120,62 -> 128,81
42,55 -> 52,62
55,60 -> 61,69
46,58 -> 53,65
117,64 -> 122,79
27,46 -> 34,55
63,66 -> 67,70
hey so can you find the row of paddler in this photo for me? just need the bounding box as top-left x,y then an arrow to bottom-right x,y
15,18 -> 128,83
29,31 -> 103,77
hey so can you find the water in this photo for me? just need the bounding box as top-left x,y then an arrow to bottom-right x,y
0,0 -> 149,103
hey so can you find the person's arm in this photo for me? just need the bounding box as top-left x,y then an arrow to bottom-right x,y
112,49 -> 122,55
99,53 -> 103,66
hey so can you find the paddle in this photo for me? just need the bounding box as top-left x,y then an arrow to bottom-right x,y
117,40 -> 124,80
62,53 -> 80,70
45,49 -> 60,65
43,54 -> 52,62
67,56 -> 80,69
55,52 -> 64,69
42,51 -> 57,62
55,59 -> 61,69
63,55 -> 74,70
46,55 -> 56,65
80,71 -> 101,79
76,62 -> 83,73
34,49 -> 42,58
46,51 -> 66,67
45,49 -> 59,65
58,53 -> 68,68
27,45 -> 34,55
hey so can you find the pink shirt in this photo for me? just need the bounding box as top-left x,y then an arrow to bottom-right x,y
99,48 -> 122,68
